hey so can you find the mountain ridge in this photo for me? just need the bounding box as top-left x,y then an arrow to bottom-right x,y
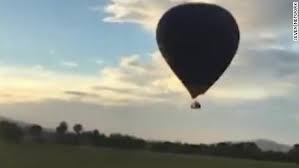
252,139 -> 292,153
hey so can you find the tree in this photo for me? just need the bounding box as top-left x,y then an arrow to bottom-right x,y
0,121 -> 23,143
29,124 -> 43,143
93,129 -> 100,136
56,121 -> 68,135
289,144 -> 299,164
29,124 -> 42,137
91,129 -> 107,146
73,124 -> 83,135
55,121 -> 68,144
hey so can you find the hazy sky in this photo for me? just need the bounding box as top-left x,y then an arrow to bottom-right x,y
0,0 -> 298,145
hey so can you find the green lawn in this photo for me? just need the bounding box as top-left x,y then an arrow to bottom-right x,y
0,141 -> 297,168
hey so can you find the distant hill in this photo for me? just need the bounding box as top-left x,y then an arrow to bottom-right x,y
0,116 -> 31,127
0,116 -> 9,121
253,139 -> 292,153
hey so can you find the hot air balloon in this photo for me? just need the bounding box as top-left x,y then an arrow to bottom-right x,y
156,3 -> 240,108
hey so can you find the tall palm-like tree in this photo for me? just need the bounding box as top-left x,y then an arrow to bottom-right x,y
56,121 -> 68,135
73,124 -> 83,135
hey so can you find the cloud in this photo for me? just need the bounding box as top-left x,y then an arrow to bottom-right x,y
0,44 -> 298,105
61,61 -> 79,68
0,53 -> 181,105
207,47 -> 298,101
96,59 -> 104,66
120,55 -> 141,68
93,86 -> 133,94
102,0 -> 293,32
216,0 -> 292,31
64,91 -> 100,98
0,64 -> 98,104
102,0 -> 209,31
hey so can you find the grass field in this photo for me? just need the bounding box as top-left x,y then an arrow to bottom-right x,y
0,140 -> 297,168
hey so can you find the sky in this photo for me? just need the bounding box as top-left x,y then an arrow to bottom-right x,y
0,0 -> 298,145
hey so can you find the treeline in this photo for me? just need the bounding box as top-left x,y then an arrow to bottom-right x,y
0,120 -> 298,164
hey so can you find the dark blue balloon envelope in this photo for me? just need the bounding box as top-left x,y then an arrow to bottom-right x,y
156,3 -> 240,99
